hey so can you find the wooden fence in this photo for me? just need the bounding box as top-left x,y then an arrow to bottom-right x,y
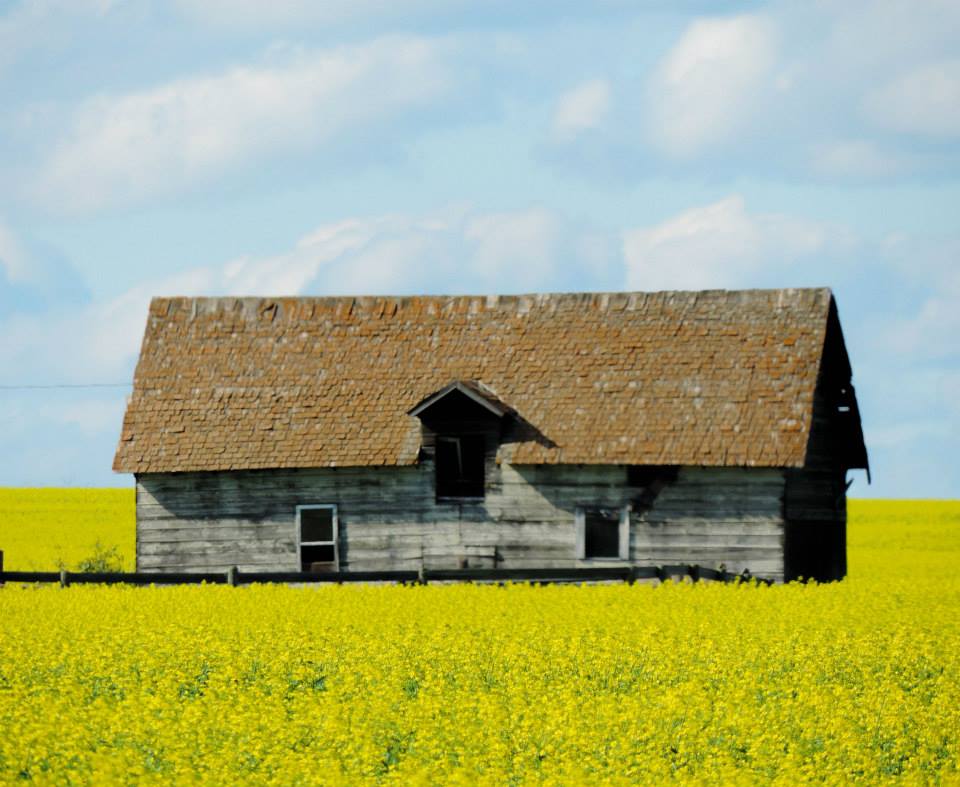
0,551 -> 772,587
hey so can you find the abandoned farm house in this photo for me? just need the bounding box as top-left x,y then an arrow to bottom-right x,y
113,288 -> 869,583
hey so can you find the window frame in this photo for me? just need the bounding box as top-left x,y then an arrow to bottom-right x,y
575,505 -> 630,561
296,504 -> 339,570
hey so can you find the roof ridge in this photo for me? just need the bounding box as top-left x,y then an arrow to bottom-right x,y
148,287 -> 834,321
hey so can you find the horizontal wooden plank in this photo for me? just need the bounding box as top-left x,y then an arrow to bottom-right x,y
632,533 -> 783,547
139,466 -> 426,490
633,521 -> 783,533
237,570 -> 420,584
137,515 -> 290,529
137,556 -> 293,571
342,558 -> 421,571
632,544 -> 782,556
138,525 -> 291,543
632,557 -> 783,571
137,494 -> 784,519
424,545 -> 494,557
138,540 -> 294,558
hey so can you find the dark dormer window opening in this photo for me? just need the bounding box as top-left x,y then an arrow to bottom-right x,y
436,434 -> 486,500
409,381 -> 507,502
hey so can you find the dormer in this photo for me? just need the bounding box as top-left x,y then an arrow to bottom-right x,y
409,381 -> 511,501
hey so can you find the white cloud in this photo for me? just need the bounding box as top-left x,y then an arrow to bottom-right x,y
645,14 -> 777,158
0,220 -> 29,282
0,206 -> 614,382
809,139 -> 908,180
879,238 -> 960,360
863,59 -> 960,138
886,297 -> 960,361
818,0 -> 960,75
544,2 -> 958,181
622,195 -> 841,291
172,0 -> 473,29
0,218 -> 90,313
552,79 -> 611,142
0,0 -> 122,74
30,37 -> 451,212
464,208 -> 563,288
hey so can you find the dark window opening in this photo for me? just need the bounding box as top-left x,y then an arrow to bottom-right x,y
627,465 -> 679,487
298,506 -> 337,571
301,508 -> 334,542
584,508 -> 621,559
301,543 -> 335,569
436,434 -> 485,499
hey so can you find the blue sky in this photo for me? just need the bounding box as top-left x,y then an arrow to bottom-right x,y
0,0 -> 958,497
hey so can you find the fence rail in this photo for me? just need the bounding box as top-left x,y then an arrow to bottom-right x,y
0,563 -> 772,587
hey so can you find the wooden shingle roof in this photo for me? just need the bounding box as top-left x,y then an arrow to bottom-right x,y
114,288 -> 847,473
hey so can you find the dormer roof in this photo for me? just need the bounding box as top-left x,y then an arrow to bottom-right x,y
408,380 -> 511,419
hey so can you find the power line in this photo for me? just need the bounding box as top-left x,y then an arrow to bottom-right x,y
0,383 -> 132,390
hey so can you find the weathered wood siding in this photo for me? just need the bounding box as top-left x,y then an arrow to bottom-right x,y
136,464 -> 786,580
630,468 -> 785,579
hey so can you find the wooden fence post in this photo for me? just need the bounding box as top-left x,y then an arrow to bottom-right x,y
226,566 -> 238,587
59,569 -> 68,588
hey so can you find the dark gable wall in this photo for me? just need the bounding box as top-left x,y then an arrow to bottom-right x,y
783,301 -> 866,582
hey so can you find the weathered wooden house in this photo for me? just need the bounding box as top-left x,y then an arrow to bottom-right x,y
113,288 -> 868,582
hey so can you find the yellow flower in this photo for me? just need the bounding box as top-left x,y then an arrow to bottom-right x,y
0,498 -> 958,783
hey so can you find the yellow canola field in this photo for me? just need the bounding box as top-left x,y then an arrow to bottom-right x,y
0,488 -> 134,571
0,498 -> 957,784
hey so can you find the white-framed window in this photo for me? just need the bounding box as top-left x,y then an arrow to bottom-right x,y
575,505 -> 630,560
296,504 -> 339,572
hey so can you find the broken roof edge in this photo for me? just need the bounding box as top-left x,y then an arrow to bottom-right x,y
827,295 -> 870,481
799,292 -> 870,479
